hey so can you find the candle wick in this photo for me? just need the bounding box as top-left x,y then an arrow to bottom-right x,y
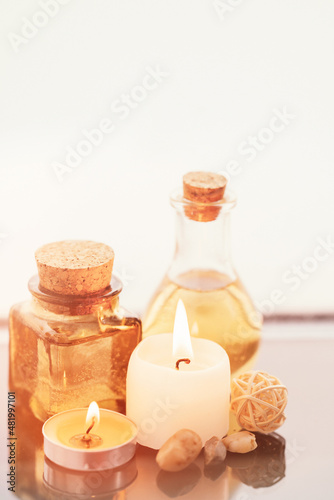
175,358 -> 191,370
85,416 -> 96,437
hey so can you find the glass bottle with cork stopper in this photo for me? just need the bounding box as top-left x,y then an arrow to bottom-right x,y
9,240 -> 141,421
143,172 -> 262,375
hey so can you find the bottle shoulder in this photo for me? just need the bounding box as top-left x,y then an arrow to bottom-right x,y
9,299 -> 141,345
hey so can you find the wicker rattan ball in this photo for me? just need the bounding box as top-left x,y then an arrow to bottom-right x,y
231,371 -> 288,434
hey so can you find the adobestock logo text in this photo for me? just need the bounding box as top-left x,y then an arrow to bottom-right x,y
8,0 -> 72,53
213,0 -> 245,21
52,65 -> 169,183
255,236 -> 334,316
218,106 -> 296,182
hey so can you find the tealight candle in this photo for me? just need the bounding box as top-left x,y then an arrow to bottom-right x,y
43,402 -> 137,470
126,300 -> 230,449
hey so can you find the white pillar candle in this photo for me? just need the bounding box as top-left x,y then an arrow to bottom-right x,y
126,301 -> 230,449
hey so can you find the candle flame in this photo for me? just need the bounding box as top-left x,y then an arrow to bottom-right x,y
173,300 -> 194,363
85,401 -> 100,431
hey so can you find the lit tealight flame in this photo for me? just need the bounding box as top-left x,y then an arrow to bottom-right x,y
69,401 -> 102,449
85,401 -> 100,433
173,300 -> 194,369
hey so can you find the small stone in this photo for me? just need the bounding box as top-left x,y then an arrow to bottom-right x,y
204,436 -> 227,466
222,431 -> 257,454
156,429 -> 202,472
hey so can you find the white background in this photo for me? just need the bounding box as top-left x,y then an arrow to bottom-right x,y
0,0 -> 333,318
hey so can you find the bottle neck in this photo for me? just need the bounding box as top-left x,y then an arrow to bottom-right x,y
28,275 -> 122,317
168,190 -> 237,288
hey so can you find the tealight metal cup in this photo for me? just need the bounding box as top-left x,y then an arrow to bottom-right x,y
42,408 -> 138,471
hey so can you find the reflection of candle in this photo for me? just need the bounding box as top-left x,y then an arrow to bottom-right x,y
43,456 -> 138,499
43,402 -> 137,470
126,300 -> 230,449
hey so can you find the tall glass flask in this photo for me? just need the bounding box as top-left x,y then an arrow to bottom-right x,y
143,172 -> 262,375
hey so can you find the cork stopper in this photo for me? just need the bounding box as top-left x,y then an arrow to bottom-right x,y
35,240 -> 114,295
183,172 -> 227,222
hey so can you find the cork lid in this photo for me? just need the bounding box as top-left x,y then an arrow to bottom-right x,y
35,240 -> 114,295
183,171 -> 227,222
